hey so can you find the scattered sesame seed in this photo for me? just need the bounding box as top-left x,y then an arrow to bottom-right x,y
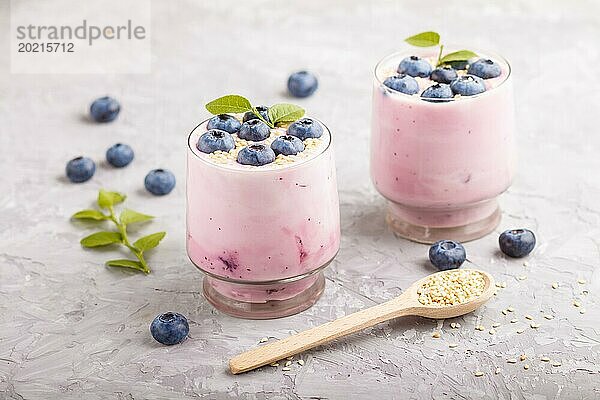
573,300 -> 581,307
501,310 -> 508,315
286,356 -> 294,360
284,361 -> 292,367
544,314 -> 554,320
507,358 -> 517,364
492,323 -> 501,328
448,343 -> 458,348
455,322 -> 462,328
519,354 -> 527,361
577,279 -> 586,284
552,361 -> 562,367
474,371 -> 484,377
516,329 -> 525,334
582,290 -> 589,296
517,276 -> 527,281
507,307 -> 515,312
523,262 -> 529,267
297,360 -> 305,366
489,329 -> 496,335
417,270 -> 486,306
270,363 -> 279,367
496,282 -> 507,288
282,367 -> 291,371
476,325 -> 485,331
525,315 -> 533,320
432,331 -> 441,338
259,337 -> 268,343
530,322 -> 540,329
510,319 -> 518,323
540,357 -> 550,362
495,367 -> 501,375
524,364 -> 530,370
450,322 -> 457,329
580,309 -> 586,314
551,282 -> 559,289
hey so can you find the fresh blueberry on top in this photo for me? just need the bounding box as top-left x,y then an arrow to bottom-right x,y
421,83 -> 453,102
430,67 -> 458,84
150,312 -> 189,345
468,58 -> 502,79
382,74 -> 419,95
106,143 -> 134,168
450,75 -> 486,96
499,229 -> 536,258
243,106 -> 270,123
429,240 -> 466,271
237,144 -> 276,166
90,96 -> 120,123
66,156 -> 96,183
197,129 -> 235,153
397,56 -> 432,78
144,169 -> 176,195
238,119 -> 271,142
206,114 -> 241,134
287,71 -> 319,98
287,118 -> 323,140
271,135 -> 305,156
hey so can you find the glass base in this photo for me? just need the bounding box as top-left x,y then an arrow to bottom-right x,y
203,272 -> 325,319
386,200 -> 501,244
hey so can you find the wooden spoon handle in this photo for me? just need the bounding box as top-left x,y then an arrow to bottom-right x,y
229,295 -> 414,374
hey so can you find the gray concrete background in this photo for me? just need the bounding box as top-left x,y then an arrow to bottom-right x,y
1,0 -> 599,399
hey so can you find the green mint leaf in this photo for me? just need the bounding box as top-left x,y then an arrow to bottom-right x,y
133,232 -> 166,252
438,50 -> 478,65
405,31 -> 440,47
267,104 -> 305,125
80,231 -> 122,247
97,189 -> 126,209
205,95 -> 252,115
120,208 -> 154,225
72,209 -> 107,221
106,259 -> 148,273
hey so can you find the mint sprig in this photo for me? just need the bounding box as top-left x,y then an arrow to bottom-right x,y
205,95 -> 304,128
72,189 -> 165,274
404,31 -> 477,67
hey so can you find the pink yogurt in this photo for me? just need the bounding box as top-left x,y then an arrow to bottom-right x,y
186,119 -> 340,304
371,49 -> 515,241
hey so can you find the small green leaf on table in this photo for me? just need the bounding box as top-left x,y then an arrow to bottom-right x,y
134,232 -> 166,252
106,259 -> 148,273
268,104 -> 305,125
404,31 -> 440,47
438,50 -> 478,65
81,231 -> 122,247
97,189 -> 126,209
206,95 -> 252,115
120,208 -> 154,225
72,209 -> 107,221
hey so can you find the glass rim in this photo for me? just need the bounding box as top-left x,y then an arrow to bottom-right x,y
373,45 -> 512,101
187,116 -> 333,174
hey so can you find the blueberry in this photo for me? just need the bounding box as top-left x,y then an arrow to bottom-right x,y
106,143 -> 134,168
66,156 -> 96,183
397,56 -> 432,78
499,229 -> 536,258
271,135 -> 305,156
144,169 -> 176,195
150,312 -> 189,345
206,114 -> 241,134
428,240 -> 467,271
237,144 -> 276,166
450,75 -> 486,96
90,96 -> 120,123
421,83 -> 453,102
238,120 -> 271,142
287,118 -> 324,140
197,129 -> 235,153
468,58 -> 502,79
430,67 -> 458,84
382,74 -> 419,95
287,71 -> 319,98
243,106 -> 270,123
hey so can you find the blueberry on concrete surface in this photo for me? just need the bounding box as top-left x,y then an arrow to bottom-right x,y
66,156 -> 96,183
150,312 -> 189,345
429,240 -> 467,270
287,71 -> 319,98
499,229 -> 536,258
106,143 -> 134,168
144,169 -> 176,195
90,96 -> 120,123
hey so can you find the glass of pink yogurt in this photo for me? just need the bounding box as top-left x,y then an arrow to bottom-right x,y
371,47 -> 515,243
187,115 -> 340,319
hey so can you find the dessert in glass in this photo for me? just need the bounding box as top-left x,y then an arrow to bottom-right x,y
187,111 -> 340,319
371,47 -> 515,243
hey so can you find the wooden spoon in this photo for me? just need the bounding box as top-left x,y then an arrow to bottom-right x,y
229,269 -> 495,374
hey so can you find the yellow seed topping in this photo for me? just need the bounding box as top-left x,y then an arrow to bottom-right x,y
417,270 -> 486,306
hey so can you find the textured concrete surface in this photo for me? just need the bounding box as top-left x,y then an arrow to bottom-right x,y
1,0 -> 599,399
